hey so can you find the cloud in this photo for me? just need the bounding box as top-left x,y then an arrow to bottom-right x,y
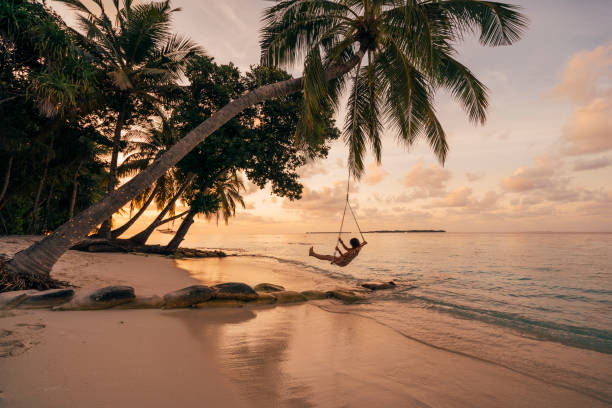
573,156 -> 611,171
550,42 -> 612,104
561,98 -> 612,155
282,181 -> 355,218
549,41 -> 612,156
364,162 -> 389,185
297,161 -> 328,178
501,156 -> 557,193
429,187 -> 500,211
404,162 -> 451,198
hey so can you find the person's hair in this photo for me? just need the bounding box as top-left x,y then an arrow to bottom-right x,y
349,238 -> 360,248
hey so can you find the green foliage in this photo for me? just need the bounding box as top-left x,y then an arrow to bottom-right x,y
0,0 -> 108,234
173,55 -> 339,210
260,0 -> 528,177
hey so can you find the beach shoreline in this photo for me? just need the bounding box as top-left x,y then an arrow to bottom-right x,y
0,236 -> 609,407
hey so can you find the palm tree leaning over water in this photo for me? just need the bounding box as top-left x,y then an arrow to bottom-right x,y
2,0 -> 528,290
58,0 -> 201,238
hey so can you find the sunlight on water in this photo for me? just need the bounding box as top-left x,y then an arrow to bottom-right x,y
168,232 -> 612,401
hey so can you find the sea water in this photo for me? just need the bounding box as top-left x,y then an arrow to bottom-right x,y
181,232 -> 612,402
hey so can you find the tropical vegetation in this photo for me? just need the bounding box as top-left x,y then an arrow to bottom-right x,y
1,0 -> 527,291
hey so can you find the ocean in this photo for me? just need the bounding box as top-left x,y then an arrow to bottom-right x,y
177,232 -> 612,402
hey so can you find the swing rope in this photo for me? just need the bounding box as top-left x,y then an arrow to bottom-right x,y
333,170 -> 366,258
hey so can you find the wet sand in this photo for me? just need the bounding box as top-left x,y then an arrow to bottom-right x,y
0,237 -> 608,407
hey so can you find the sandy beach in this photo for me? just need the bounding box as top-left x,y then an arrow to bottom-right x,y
0,237 -> 609,407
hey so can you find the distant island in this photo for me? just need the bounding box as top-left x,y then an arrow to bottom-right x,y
306,230 -> 446,234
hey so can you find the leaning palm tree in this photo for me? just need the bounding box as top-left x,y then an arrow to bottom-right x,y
3,0 -> 527,290
165,170 -> 245,251
59,0 -> 201,238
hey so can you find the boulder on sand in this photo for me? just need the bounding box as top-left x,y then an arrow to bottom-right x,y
18,289 -> 75,308
163,285 -> 214,309
54,286 -> 135,310
0,290 -> 37,309
213,282 -> 258,301
361,281 -> 396,291
274,291 -> 307,304
253,283 -> 285,293
301,290 -> 329,300
195,299 -> 245,308
115,295 -> 164,309
252,292 -> 277,304
327,290 -> 367,304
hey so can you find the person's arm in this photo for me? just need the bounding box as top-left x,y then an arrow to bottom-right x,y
335,245 -> 345,256
360,240 -> 368,248
339,238 -> 351,251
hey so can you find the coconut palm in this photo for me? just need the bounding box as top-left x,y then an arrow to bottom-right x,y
111,113 -> 183,238
3,0 -> 527,290
57,0 -> 201,237
165,170 -> 245,251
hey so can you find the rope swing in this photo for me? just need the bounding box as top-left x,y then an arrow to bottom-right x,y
333,170 -> 366,259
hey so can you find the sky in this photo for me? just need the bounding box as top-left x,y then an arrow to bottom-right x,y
52,0 -> 612,234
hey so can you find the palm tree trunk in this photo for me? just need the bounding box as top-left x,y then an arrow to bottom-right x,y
68,161 -> 83,220
4,50 -> 364,284
28,136 -> 55,234
0,155 -> 13,204
129,174 -> 195,245
98,95 -> 129,238
165,207 -> 197,251
110,185 -> 158,238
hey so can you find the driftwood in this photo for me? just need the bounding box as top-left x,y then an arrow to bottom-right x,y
70,238 -> 225,258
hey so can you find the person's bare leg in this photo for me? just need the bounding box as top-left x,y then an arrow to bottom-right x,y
309,247 -> 335,261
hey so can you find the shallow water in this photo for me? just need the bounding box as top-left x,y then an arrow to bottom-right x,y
177,232 -> 612,402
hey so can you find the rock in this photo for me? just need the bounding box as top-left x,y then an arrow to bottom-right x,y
361,281 -> 396,291
18,289 -> 74,309
114,295 -> 164,309
274,291 -> 307,304
300,290 -> 329,300
213,282 -> 258,301
195,299 -> 245,308
54,286 -> 135,310
253,283 -> 285,293
327,290 -> 367,304
252,292 -> 277,304
0,290 -> 36,309
163,285 -> 214,309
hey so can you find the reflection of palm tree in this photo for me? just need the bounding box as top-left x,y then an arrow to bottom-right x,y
58,0 -> 201,237
165,171 -> 245,251
8,0 -> 527,283
111,113 -> 183,238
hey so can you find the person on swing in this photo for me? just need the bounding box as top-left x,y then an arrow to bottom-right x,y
309,237 -> 367,267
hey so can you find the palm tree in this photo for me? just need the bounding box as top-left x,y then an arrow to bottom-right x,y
165,170 -> 245,251
111,113 -> 183,238
3,0 -> 527,290
58,0 -> 201,238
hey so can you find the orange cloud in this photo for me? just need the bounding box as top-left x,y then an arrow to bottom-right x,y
404,162 -> 450,198
364,162 -> 389,185
561,98 -> 612,155
550,41 -> 612,103
573,156 -> 611,171
501,156 -> 557,192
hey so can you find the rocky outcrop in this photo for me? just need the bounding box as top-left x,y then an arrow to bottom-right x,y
301,290 -> 329,300
327,290 -> 367,304
253,283 -> 285,293
115,295 -> 164,309
18,289 -> 74,308
55,286 -> 135,310
252,292 -> 277,304
195,299 -> 245,308
361,281 -> 396,291
274,291 -> 308,304
213,282 -> 258,301
0,290 -> 36,309
163,285 -> 214,308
